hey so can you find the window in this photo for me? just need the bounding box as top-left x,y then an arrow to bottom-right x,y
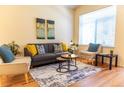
79,6 -> 116,47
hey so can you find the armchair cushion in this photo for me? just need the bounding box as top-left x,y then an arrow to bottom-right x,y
80,50 -> 97,55
80,50 -> 97,60
88,43 -> 100,52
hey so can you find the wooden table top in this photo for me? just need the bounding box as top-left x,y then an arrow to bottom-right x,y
96,53 -> 118,57
61,54 -> 78,59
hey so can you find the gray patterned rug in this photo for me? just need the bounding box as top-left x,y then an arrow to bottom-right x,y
30,62 -> 102,87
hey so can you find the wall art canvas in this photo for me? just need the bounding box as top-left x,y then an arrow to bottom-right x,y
36,18 -> 45,39
47,20 -> 55,39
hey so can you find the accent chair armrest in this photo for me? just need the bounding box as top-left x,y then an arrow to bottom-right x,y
80,50 -> 98,56
0,57 -> 31,75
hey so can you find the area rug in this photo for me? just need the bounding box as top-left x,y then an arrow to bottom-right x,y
30,62 -> 102,87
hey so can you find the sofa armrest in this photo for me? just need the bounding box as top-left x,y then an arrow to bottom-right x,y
24,48 -> 32,57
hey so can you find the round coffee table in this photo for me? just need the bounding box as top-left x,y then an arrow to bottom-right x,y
56,57 -> 69,73
56,54 -> 78,73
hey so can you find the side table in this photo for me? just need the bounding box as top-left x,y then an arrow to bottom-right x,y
95,53 -> 118,70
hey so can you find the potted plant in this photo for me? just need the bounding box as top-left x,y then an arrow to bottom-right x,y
8,41 -> 20,55
110,49 -> 114,55
68,41 -> 79,54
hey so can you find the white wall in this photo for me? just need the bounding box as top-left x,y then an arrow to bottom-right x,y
0,5 -> 73,47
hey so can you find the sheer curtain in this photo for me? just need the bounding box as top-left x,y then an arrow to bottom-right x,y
79,6 -> 116,47
96,16 -> 116,47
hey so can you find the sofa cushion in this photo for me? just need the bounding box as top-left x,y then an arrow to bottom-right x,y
36,45 -> 45,54
54,44 -> 63,53
43,44 -> 49,53
0,45 -> 15,63
32,53 -> 56,62
48,44 -> 54,53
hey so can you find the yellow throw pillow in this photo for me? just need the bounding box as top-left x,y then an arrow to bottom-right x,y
61,42 -> 68,52
26,45 -> 37,56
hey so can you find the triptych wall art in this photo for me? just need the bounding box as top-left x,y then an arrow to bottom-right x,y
36,18 -> 55,39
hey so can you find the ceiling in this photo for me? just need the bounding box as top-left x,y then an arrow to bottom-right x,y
65,5 -> 80,10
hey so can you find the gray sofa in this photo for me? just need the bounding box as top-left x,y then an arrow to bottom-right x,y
24,43 -> 68,67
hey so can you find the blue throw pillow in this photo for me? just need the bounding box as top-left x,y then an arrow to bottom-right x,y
88,43 -> 100,52
0,45 -> 15,63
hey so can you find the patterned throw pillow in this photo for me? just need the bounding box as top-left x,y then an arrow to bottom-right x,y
36,45 -> 45,54
54,44 -> 63,53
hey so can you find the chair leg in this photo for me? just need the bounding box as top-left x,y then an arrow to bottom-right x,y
24,73 -> 29,83
91,60 -> 94,65
0,75 -> 2,87
86,59 -> 89,64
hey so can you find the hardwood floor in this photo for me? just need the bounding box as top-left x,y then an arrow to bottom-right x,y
1,60 -> 124,87
70,67 -> 124,87
0,73 -> 39,87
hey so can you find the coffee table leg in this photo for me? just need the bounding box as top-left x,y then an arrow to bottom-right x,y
102,56 -> 104,64
59,62 -> 62,72
109,57 -> 112,70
